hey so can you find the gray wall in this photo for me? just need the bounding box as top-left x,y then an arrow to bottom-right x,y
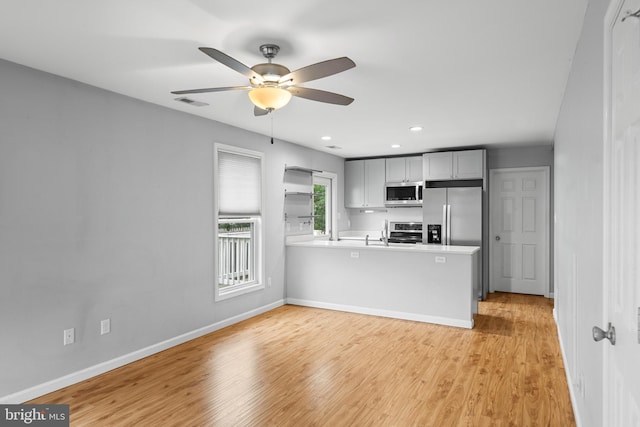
0,58 -> 346,398
486,145 -> 555,294
554,0 -> 608,425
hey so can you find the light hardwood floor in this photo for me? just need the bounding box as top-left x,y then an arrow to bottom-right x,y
29,292 -> 575,426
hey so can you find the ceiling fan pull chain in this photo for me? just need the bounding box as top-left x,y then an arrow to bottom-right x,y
270,114 -> 274,144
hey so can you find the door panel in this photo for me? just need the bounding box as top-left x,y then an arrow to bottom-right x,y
448,187 -> 482,245
490,168 -> 548,295
502,244 -> 514,278
522,198 -> 537,232
605,2 -> 640,423
502,197 -> 515,231
522,244 -> 536,280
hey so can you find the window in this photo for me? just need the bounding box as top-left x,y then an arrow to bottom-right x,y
313,183 -> 327,236
313,172 -> 337,240
218,219 -> 256,290
214,144 -> 264,301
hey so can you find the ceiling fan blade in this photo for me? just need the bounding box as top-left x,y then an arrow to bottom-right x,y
287,87 -> 354,106
199,47 -> 264,83
279,57 -> 355,85
254,106 -> 269,116
171,86 -> 251,95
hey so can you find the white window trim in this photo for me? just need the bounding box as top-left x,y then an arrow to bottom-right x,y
313,171 -> 338,241
213,143 -> 265,301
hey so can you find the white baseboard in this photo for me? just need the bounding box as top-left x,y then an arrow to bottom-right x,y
0,299 -> 285,404
286,298 -> 473,329
554,308 -> 583,427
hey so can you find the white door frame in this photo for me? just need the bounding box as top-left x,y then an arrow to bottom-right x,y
313,170 -> 338,241
603,0 -> 627,424
488,166 -> 551,297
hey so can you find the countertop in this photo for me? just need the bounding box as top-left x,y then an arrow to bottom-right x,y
286,239 -> 480,255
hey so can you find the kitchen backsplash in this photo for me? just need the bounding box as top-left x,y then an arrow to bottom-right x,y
347,207 -> 422,231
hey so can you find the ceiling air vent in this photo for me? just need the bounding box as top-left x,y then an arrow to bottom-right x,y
174,97 -> 209,107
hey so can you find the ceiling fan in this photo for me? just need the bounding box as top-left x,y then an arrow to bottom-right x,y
172,44 -> 356,116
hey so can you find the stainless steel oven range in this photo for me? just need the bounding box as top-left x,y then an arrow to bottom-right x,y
388,222 -> 423,244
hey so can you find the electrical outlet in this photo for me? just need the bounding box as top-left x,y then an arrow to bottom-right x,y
267,277 -> 272,288
435,256 -> 446,263
350,251 -> 360,258
63,328 -> 75,346
101,319 -> 111,335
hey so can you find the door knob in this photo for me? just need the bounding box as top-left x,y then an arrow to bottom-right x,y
592,322 -> 616,345
495,236 -> 501,241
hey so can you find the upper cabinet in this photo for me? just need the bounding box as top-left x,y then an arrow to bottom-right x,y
423,152 -> 454,180
453,150 -> 485,179
345,158 -> 386,208
423,149 -> 485,181
385,156 -> 423,182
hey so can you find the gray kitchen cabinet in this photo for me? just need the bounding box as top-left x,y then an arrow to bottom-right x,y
385,156 -> 422,182
453,150 -> 485,179
345,158 -> 386,208
345,160 -> 365,207
423,152 -> 454,180
423,149 -> 485,180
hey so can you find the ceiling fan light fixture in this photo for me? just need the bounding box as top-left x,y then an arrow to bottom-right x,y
248,87 -> 292,111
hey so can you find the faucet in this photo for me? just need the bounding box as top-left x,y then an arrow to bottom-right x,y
381,219 -> 389,246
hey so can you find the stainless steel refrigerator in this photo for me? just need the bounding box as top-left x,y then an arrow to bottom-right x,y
423,186 -> 483,300
422,187 -> 482,246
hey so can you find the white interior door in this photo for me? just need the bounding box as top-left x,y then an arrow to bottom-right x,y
489,168 -> 549,296
603,1 -> 640,425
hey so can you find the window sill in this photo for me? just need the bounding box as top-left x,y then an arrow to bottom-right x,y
215,282 -> 265,302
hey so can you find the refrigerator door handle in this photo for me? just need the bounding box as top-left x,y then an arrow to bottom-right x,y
446,204 -> 452,245
442,204 -> 447,245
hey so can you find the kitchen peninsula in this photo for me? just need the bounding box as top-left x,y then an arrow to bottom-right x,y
286,240 -> 479,328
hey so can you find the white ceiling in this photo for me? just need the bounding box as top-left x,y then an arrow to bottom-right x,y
0,0 -> 587,158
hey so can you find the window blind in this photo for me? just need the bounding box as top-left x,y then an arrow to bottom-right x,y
217,150 -> 262,215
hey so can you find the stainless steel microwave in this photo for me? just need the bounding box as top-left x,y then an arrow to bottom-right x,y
384,181 -> 423,207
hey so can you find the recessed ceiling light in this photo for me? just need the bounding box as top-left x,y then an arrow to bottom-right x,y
409,126 -> 423,132
321,136 -> 332,141
391,144 -> 401,148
